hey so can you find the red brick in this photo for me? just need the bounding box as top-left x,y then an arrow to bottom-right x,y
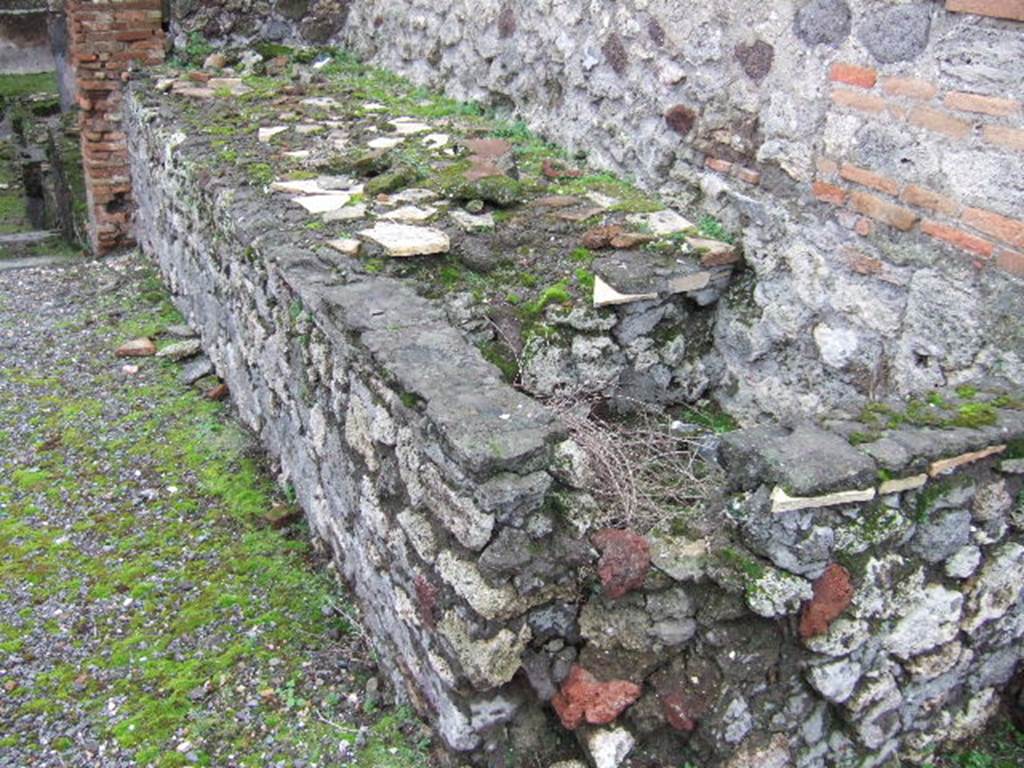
829,63 -> 877,89
921,219 -> 995,258
963,207 -> 1024,249
733,166 -> 761,185
839,163 -> 902,196
800,564 -> 854,639
982,124 -> 1024,152
900,184 -> 961,216
849,191 -> 919,231
944,91 -> 1021,117
995,248 -> 1024,275
831,88 -> 888,114
907,106 -> 972,139
812,181 -> 846,206
705,157 -> 733,174
880,76 -> 938,101
945,0 -> 1024,22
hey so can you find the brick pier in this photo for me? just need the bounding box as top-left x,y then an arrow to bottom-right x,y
67,0 -> 164,254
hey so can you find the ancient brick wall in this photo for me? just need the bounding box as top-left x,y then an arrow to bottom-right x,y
66,0 -> 164,253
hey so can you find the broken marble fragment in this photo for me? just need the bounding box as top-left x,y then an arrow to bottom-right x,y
770,485 -> 875,513
593,276 -> 658,308
258,126 -> 288,143
291,194 -> 351,214
358,223 -> 450,257
631,209 -> 694,236
368,136 -> 405,150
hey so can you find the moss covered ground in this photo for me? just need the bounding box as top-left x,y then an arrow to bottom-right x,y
0,253 -> 431,766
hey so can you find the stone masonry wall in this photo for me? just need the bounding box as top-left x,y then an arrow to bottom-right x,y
168,0 -> 1024,423
126,83 -> 1024,768
67,0 -> 164,253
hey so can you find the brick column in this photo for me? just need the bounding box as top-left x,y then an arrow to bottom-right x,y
67,0 -> 164,254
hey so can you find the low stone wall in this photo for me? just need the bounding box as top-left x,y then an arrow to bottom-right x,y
165,0 -> 1024,425
126,83 -> 1024,768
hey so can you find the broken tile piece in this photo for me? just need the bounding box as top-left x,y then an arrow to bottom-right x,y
291,194 -> 351,214
687,236 -> 740,267
258,126 -> 289,143
593,276 -> 658,308
358,223 -> 450,257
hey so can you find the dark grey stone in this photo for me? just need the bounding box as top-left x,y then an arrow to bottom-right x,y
858,4 -> 932,64
475,471 -> 553,525
734,40 -> 774,83
719,422 -> 877,494
794,0 -> 852,47
479,527 -> 533,576
180,355 -> 214,385
527,602 -> 580,643
908,509 -> 971,564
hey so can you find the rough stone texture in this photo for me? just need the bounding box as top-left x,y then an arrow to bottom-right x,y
857,4 -> 933,64
591,528 -> 651,599
127,74 -> 1024,768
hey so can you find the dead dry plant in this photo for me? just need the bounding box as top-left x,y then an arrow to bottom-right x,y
546,392 -> 723,533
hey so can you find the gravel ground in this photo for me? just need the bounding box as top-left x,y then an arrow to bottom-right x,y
0,253 -> 432,767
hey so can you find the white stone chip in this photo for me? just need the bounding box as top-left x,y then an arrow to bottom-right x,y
383,205 -> 437,224
878,473 -> 928,495
327,239 -> 361,257
295,123 -> 322,135
363,102 -> 386,111
283,150 -> 311,160
593,275 -> 658,308
291,194 -> 352,214
631,209 -> 695,236
358,223 -> 450,257
368,136 -> 405,150
423,132 -> 450,149
258,126 -> 289,143
770,485 -> 876,513
585,727 -> 635,768
451,210 -> 495,232
271,179 -> 324,194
